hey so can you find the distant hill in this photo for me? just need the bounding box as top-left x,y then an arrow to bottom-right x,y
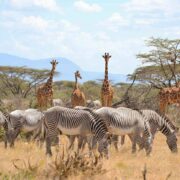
0,53 -> 128,83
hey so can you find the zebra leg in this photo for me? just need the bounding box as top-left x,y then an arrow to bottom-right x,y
4,132 -> 8,148
77,135 -> 86,151
86,136 -> 93,151
90,136 -> 98,156
121,135 -> 125,145
111,135 -> 119,151
130,130 -> 140,154
143,122 -> 153,156
9,129 -> 20,147
25,132 -> 33,142
129,134 -> 136,153
68,135 -> 76,150
46,136 -> 52,156
142,131 -> 152,156
127,134 -> 143,150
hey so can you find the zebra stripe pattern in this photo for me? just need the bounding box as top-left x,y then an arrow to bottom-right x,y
96,107 -> 152,155
0,111 -> 14,148
44,106 -> 109,157
141,110 -> 178,153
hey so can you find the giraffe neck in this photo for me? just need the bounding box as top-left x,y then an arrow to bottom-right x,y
46,66 -> 55,87
74,76 -> 78,89
104,60 -> 108,81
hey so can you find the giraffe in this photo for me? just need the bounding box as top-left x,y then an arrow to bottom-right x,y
37,60 -> 58,109
159,82 -> 180,113
71,70 -> 86,107
101,52 -> 114,107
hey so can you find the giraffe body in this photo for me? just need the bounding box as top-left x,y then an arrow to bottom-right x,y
159,83 -> 180,113
71,71 -> 86,107
101,53 -> 114,107
37,60 -> 58,109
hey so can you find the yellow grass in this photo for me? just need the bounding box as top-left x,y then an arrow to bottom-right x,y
0,133 -> 180,180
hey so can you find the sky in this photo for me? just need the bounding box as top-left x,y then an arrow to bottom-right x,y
0,0 -> 180,75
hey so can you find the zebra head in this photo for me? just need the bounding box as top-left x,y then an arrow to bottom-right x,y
98,132 -> 110,159
166,132 -> 178,153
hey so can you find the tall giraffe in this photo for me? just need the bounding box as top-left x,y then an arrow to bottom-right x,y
159,82 -> 180,113
71,70 -> 86,107
37,60 -> 58,109
101,53 -> 114,107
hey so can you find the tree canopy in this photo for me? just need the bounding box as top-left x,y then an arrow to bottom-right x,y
131,37 -> 180,89
0,66 -> 58,98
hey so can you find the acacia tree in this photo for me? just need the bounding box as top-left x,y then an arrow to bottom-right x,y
0,66 -> 58,98
131,37 -> 180,89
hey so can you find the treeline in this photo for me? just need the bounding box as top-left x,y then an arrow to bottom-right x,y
0,37 -> 179,113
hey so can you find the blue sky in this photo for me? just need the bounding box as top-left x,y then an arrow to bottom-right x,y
0,0 -> 180,74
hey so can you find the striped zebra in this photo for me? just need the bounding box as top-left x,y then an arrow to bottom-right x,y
140,109 -> 178,153
44,106 -> 110,157
116,108 -> 178,153
8,109 -> 44,147
95,107 -> 152,155
0,111 -> 13,148
74,106 -> 152,155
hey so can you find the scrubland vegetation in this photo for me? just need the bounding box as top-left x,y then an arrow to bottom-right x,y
0,134 -> 180,180
0,37 -> 180,179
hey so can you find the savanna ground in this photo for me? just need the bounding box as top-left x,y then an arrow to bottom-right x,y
0,132 -> 180,180
0,80 -> 180,180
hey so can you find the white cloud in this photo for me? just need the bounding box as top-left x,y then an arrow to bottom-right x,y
120,0 -> 180,15
103,13 -> 129,32
108,13 -> 128,25
60,20 -> 80,32
22,16 -> 48,30
74,0 -> 102,12
10,0 -> 59,11
134,19 -> 157,25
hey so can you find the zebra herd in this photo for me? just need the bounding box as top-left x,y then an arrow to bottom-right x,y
0,106 -> 179,158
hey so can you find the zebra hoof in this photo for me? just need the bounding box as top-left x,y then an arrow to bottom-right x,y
46,152 -> 53,157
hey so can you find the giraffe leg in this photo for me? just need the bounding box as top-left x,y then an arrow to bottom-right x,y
101,94 -> 105,106
108,95 -> 112,107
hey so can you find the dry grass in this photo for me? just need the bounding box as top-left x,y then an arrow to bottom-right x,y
0,133 -> 180,180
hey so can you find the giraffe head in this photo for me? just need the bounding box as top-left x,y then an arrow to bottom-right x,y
50,59 -> 58,68
102,52 -> 111,63
75,70 -> 82,79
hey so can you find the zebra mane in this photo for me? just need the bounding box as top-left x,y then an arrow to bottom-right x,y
160,114 -> 179,132
77,107 -> 109,132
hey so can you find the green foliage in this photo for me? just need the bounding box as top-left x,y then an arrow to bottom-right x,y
83,81 -> 101,100
0,66 -> 53,98
131,37 -> 180,89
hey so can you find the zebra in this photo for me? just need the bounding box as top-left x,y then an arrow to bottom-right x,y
0,111 -> 7,146
140,109 -> 178,153
95,107 -> 152,155
74,106 -> 152,155
0,111 -> 16,148
43,106 -> 110,157
115,107 -> 178,153
8,109 -> 44,147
